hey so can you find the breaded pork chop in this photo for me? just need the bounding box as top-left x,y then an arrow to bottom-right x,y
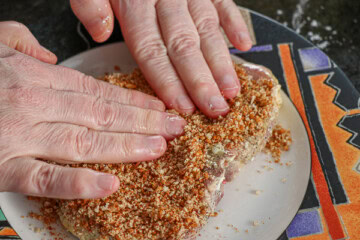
57,62 -> 282,240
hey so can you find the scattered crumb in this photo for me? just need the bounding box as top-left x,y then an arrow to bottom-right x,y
253,220 -> 260,227
264,125 -> 292,163
245,229 -> 249,233
114,65 -> 121,71
227,224 -> 240,233
281,178 -> 287,183
33,227 -> 42,233
215,226 -> 220,230
286,161 -> 293,166
255,190 -> 263,195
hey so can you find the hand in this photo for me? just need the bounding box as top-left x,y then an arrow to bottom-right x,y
70,0 -> 252,118
0,21 -> 57,64
0,22 -> 186,199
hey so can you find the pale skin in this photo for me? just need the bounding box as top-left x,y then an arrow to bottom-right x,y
1,0 -> 251,200
70,0 -> 252,118
0,21 -> 186,199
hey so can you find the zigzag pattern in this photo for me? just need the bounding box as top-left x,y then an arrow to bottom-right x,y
338,114 -> 360,150
324,71 -> 360,111
324,73 -> 360,150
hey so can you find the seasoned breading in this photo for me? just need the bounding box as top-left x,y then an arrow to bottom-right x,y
56,62 -> 283,240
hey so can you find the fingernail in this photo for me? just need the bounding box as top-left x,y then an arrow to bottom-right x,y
176,95 -> 195,111
165,115 -> 186,136
237,32 -> 252,50
97,174 -> 116,191
222,74 -> 239,91
145,136 -> 166,154
88,15 -> 112,42
147,99 -> 165,111
209,96 -> 229,112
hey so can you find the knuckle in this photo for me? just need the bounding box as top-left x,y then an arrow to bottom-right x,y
196,16 -> 219,35
158,78 -> 180,92
33,165 -> 57,195
123,89 -> 140,106
139,110 -> 157,131
4,21 -> 30,34
120,134 -> 137,158
193,74 -> 217,91
208,53 -> 231,65
71,172 -> 86,196
134,37 -> 168,63
91,98 -> 117,129
168,32 -> 199,57
74,128 -> 96,160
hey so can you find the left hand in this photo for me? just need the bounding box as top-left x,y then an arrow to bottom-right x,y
70,0 -> 252,118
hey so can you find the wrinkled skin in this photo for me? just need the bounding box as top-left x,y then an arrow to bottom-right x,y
0,21 -> 187,199
70,0 -> 252,118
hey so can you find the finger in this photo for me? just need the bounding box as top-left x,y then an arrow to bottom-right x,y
156,0 -> 229,118
111,0 -> 195,114
70,0 -> 114,42
39,89 -> 186,139
188,0 -> 240,99
0,157 -> 119,199
211,0 -> 252,51
0,21 -> 57,64
47,65 -> 166,111
30,123 -> 167,163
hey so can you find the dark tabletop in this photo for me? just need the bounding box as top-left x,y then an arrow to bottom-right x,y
0,0 -> 359,93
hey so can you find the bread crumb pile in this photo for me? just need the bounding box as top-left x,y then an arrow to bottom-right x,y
30,63 -> 285,240
265,125 -> 292,162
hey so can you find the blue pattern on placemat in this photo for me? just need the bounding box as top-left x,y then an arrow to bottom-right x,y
298,47 -> 331,72
286,210 -> 323,238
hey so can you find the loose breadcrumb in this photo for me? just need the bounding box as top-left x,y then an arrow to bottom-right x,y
265,125 -> 292,162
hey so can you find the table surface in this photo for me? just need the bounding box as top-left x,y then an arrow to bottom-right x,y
0,0 -> 359,93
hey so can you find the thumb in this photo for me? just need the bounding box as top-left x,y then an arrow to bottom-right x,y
70,0 -> 114,43
0,21 -> 57,64
0,157 -> 120,199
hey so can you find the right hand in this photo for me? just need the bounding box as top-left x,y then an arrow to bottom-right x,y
0,21 -> 186,200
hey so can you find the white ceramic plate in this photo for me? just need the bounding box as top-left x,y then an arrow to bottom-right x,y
0,42 -> 311,240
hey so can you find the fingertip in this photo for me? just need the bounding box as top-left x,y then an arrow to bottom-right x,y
174,95 -> 196,114
207,95 -> 230,118
234,31 -> 252,51
222,87 -> 239,99
38,46 -> 58,64
70,0 -> 114,43
218,74 -> 240,99
145,135 -> 167,157
95,173 -> 119,197
88,15 -> 114,43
